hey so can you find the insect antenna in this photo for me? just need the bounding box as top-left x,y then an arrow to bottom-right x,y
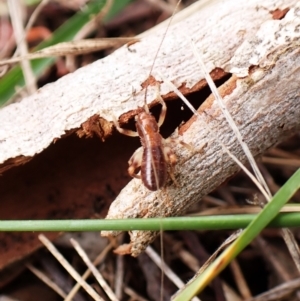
142,2 -> 182,301
143,0 -> 182,114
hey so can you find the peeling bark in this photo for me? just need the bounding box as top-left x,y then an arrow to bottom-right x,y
1,0 -> 297,168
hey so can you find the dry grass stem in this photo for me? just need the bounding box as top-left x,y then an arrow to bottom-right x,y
70,238 -> 118,301
26,263 -> 67,298
114,254 -> 124,300
38,234 -> 103,301
23,0 -> 49,42
178,249 -> 200,272
190,40 -> 271,198
0,38 -> 138,66
65,242 -> 114,301
262,156 -> 300,167
145,246 -> 201,301
222,282 -> 243,301
254,236 -> 291,282
7,0 -> 36,94
246,277 -> 300,301
230,260 -> 252,299
124,286 -> 149,301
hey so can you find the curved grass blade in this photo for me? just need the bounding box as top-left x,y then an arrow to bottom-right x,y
173,168 -> 300,301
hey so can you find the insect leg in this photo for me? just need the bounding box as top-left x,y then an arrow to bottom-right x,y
168,137 -> 194,152
128,147 -> 143,179
162,145 -> 179,187
155,84 -> 167,128
112,116 -> 139,137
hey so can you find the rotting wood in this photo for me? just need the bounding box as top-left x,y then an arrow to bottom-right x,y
76,115 -> 114,141
0,0 -> 299,257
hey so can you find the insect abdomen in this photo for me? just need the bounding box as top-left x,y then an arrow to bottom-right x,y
141,146 -> 167,191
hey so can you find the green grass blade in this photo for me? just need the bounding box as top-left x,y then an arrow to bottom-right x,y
1,210 -> 300,231
0,0 -> 132,105
173,168 -> 300,301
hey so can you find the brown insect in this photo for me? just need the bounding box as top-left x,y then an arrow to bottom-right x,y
113,1 -> 185,191
113,85 -> 177,191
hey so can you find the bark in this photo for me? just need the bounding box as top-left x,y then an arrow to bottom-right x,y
0,0 -> 299,257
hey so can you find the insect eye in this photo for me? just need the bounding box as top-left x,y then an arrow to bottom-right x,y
153,201 -> 159,207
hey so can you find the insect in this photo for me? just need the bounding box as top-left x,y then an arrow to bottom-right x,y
112,0 -> 188,192
113,85 -> 177,191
